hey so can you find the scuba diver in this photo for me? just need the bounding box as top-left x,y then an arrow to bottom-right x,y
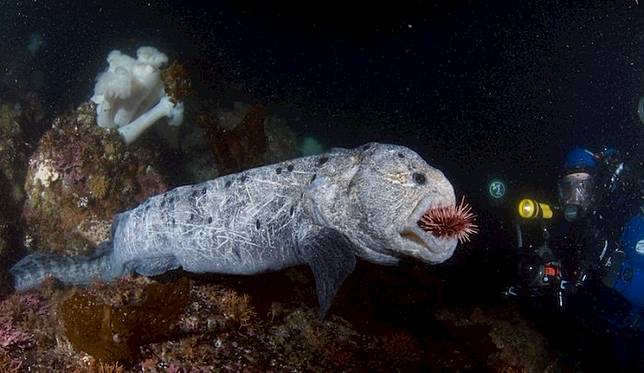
510,146 -> 644,331
557,148 -> 639,294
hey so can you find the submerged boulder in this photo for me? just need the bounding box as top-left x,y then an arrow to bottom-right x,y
22,103 -> 168,256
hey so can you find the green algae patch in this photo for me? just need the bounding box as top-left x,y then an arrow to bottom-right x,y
59,278 -> 190,362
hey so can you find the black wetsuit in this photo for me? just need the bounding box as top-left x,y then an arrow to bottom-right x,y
557,156 -> 643,286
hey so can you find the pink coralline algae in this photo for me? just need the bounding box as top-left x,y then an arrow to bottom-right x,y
22,103 -> 169,256
0,293 -> 48,349
0,316 -> 31,349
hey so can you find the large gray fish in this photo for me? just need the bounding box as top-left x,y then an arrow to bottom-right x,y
10,143 -> 476,317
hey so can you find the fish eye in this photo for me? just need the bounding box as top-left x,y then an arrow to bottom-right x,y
413,172 -> 426,185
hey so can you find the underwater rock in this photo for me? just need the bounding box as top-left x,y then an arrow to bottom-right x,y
434,305 -> 562,372
266,307 -> 366,370
0,213 -> 7,253
22,103 -> 168,256
197,104 -> 268,176
190,101 -> 299,179
0,212 -> 11,294
59,277 -> 190,362
0,94 -> 44,291
263,114 -> 299,164
0,270 -> 568,371
0,102 -> 31,211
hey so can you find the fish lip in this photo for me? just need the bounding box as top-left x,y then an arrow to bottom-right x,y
400,194 -> 457,256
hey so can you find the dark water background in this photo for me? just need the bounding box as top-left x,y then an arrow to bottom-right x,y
3,1 -> 643,183
2,0 -> 644,369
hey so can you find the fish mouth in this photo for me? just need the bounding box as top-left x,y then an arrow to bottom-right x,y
400,194 -> 458,260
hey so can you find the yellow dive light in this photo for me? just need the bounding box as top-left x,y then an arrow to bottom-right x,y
518,199 -> 553,220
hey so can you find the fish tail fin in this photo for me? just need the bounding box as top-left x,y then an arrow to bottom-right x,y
9,242 -> 118,291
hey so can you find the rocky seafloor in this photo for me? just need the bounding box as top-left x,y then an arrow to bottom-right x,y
0,261 -> 565,372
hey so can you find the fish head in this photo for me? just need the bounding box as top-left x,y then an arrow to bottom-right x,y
344,143 -> 460,264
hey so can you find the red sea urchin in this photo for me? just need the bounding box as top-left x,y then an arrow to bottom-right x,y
418,196 -> 478,243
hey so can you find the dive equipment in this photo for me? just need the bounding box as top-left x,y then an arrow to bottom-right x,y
518,199 -> 553,220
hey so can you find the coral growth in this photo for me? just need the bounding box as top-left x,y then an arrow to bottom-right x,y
161,61 -> 192,104
0,315 -> 32,349
0,290 -> 52,370
22,103 -> 168,255
217,289 -> 257,329
0,348 -> 22,372
88,174 -> 110,200
87,361 -> 125,373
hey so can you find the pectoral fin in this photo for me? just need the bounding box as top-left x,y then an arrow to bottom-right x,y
297,228 -> 357,319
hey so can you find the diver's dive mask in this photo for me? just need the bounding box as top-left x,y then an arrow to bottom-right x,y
558,172 -> 594,222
